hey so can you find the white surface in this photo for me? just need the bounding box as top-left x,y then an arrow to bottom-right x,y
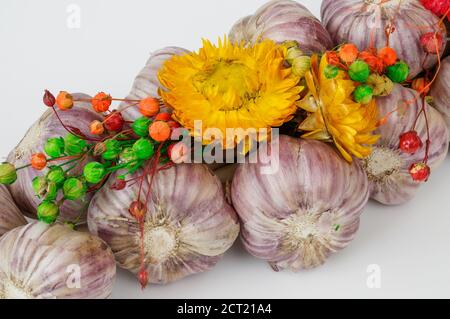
1,0 -> 449,299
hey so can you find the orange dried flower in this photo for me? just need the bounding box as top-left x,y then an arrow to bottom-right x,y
378,47 -> 397,66
149,121 -> 171,142
56,91 -> 74,111
339,44 -> 359,63
31,153 -> 47,170
92,92 -> 112,113
359,51 -> 384,73
139,97 -> 160,117
90,120 -> 105,135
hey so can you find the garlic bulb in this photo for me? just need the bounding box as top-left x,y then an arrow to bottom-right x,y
88,164 -> 239,284
430,56 -> 450,136
0,185 -> 26,237
7,94 -> 102,223
231,136 -> 369,271
0,221 -> 116,299
118,47 -> 188,120
321,0 -> 447,78
229,0 -> 333,55
362,84 -> 449,205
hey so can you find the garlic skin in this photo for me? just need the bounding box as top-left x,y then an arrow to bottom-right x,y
0,222 -> 116,299
231,136 -> 369,271
321,0 -> 447,78
88,164 -> 239,284
229,0 -> 333,55
0,185 -> 26,237
7,94 -> 102,223
118,47 -> 188,120
430,56 -> 450,137
362,84 -> 449,205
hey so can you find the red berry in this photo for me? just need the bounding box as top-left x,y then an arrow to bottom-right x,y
399,131 -> 423,154
104,111 -> 124,132
167,120 -> 181,129
129,201 -> 147,221
43,90 -> 56,107
155,112 -> 171,121
420,32 -> 444,55
111,178 -> 126,191
409,163 -> 431,182
138,269 -> 149,289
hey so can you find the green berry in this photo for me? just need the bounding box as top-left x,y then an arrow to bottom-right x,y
132,138 -> 155,160
44,137 -> 65,158
64,133 -> 87,156
83,162 -> 106,184
37,201 -> 59,224
353,85 -> 374,104
324,65 -> 339,79
63,177 -> 87,200
120,148 -> 139,169
0,163 -> 17,185
348,60 -> 370,83
132,117 -> 151,137
386,61 -> 410,83
44,182 -> 58,201
102,139 -> 122,161
46,166 -> 65,186
32,176 -> 48,197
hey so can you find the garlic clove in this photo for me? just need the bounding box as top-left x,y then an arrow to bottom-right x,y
0,185 -> 26,237
0,222 -> 116,299
88,164 -> 240,285
231,136 -> 369,271
362,84 -> 449,205
229,0 -> 333,55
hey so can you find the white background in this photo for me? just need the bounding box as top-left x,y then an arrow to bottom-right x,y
1,0 -> 450,299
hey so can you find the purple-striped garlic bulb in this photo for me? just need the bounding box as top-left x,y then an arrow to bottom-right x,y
7,94 -> 102,223
321,0 -> 447,78
88,164 -> 239,285
229,0 -> 333,55
0,222 -> 116,299
361,84 -> 449,205
0,185 -> 26,237
430,56 -> 450,136
118,47 -> 188,120
231,136 -> 369,271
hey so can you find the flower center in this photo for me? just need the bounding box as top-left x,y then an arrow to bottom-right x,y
143,224 -> 179,263
193,61 -> 256,111
362,146 -> 403,182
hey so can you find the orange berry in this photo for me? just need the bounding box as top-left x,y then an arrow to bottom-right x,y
149,121 -> 171,142
90,120 -> 105,135
339,44 -> 359,63
155,112 -> 171,121
358,51 -> 384,73
92,92 -> 112,113
378,47 -> 397,66
412,77 -> 430,95
139,97 -> 160,117
31,153 -> 47,170
56,91 -> 74,111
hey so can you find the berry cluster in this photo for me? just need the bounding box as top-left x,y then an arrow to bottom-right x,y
325,44 -> 409,104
